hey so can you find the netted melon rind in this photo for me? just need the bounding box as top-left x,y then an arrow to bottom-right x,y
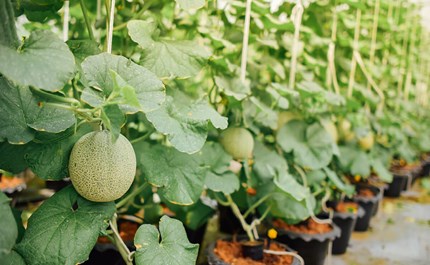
69,130 -> 136,202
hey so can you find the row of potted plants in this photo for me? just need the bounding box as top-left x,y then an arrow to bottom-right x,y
1,0 -> 430,265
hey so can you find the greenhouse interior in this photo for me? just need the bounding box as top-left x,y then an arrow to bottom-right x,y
1,0 -> 430,264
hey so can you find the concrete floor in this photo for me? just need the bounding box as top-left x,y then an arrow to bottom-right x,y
331,189 -> 430,265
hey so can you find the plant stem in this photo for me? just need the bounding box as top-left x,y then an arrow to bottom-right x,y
116,183 -> 149,209
130,129 -> 155,144
243,194 -> 271,218
226,195 -> 255,241
110,215 -> 133,265
80,0 -> 95,41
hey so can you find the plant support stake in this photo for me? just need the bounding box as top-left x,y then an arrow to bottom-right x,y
62,0 -> 69,42
289,1 -> 304,90
107,0 -> 116,53
240,0 -> 253,82
347,8 -> 361,98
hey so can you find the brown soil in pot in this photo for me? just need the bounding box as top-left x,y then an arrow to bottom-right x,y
357,188 -> 374,198
335,202 -> 359,213
273,218 -> 332,234
97,220 -> 139,244
214,239 -> 294,265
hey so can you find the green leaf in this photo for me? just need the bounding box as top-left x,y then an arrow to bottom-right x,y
24,125 -> 92,180
136,143 -> 207,205
167,200 -> 215,230
15,186 -> 115,265
197,142 -> 232,174
146,90 -> 228,154
371,159 -> 393,183
2,250 -> 26,265
0,192 -> 18,260
0,142 -> 29,173
0,77 -> 75,144
243,97 -> 278,130
338,146 -> 371,177
205,171 -> 239,195
253,141 -> 307,201
100,105 -> 125,142
322,167 -> 347,192
214,75 -> 250,101
134,216 -> 199,265
66,40 -> 101,65
81,53 -> 165,113
176,0 -> 205,9
0,30 -> 75,91
277,120 -> 333,170
197,142 -> 239,195
127,20 -> 211,78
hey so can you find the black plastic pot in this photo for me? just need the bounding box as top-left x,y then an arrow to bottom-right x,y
276,223 -> 340,265
353,186 -> 379,232
207,236 -> 301,265
372,187 -> 384,217
331,207 -> 365,254
420,158 -> 430,177
241,240 -> 264,260
385,174 -> 408,197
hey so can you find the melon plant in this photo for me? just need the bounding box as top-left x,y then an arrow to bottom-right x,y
69,130 -> 136,202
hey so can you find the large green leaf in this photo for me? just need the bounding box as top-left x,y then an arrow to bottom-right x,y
277,120 -> 333,170
24,126 -> 92,180
146,90 -> 228,154
371,159 -> 393,183
0,30 -> 75,91
2,250 -> 26,265
243,97 -> 278,130
0,77 -> 75,144
81,53 -> 165,113
127,20 -> 210,78
322,167 -> 350,193
136,143 -> 207,205
198,142 -> 239,195
134,215 -> 199,265
0,192 -> 18,260
214,75 -> 250,101
205,171 -> 239,195
253,141 -> 307,201
0,142 -> 29,173
338,146 -> 371,177
15,186 -> 115,265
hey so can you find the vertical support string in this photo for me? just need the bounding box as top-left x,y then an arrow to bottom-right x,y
367,0 -> 380,91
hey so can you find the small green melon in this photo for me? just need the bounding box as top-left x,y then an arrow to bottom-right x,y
69,130 -> 136,202
220,127 -> 254,160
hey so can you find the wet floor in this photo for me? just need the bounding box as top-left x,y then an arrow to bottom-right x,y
331,188 -> 430,265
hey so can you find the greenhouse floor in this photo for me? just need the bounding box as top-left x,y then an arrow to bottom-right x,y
332,184 -> 430,265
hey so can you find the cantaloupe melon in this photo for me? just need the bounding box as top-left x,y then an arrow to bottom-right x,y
220,127 -> 254,160
69,130 -> 136,202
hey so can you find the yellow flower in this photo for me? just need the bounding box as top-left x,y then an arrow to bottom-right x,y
354,175 -> 361,182
268,228 -> 278,239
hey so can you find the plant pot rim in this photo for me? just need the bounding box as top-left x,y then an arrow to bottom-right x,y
277,222 -> 341,242
207,235 -> 301,265
332,205 -> 365,219
353,185 -> 380,203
